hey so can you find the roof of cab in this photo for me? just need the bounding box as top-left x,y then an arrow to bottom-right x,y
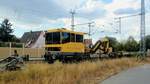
46,28 -> 86,35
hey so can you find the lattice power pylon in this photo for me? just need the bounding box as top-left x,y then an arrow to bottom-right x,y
140,0 -> 146,58
70,9 -> 76,31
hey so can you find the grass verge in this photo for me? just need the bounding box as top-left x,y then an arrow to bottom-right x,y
0,57 -> 149,84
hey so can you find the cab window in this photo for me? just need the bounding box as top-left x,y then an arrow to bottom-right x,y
53,32 -> 60,44
70,33 -> 75,42
76,34 -> 83,42
62,32 -> 70,43
45,32 -> 60,44
45,33 -> 53,44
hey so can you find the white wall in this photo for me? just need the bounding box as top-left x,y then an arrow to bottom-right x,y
32,32 -> 45,48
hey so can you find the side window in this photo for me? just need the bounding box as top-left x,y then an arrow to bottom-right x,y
46,33 -> 53,44
62,32 -> 70,43
76,34 -> 83,42
53,32 -> 60,44
70,33 -> 75,42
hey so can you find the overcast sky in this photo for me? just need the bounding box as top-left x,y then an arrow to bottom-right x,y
0,0 -> 150,42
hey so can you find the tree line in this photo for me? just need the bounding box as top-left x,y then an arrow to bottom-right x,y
106,36 -> 150,52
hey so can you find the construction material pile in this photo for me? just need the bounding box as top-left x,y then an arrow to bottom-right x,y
0,56 -> 24,71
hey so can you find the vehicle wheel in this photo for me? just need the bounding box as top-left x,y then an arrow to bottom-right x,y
48,56 -> 54,64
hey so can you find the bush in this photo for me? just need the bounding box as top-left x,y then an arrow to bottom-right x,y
0,42 -> 23,48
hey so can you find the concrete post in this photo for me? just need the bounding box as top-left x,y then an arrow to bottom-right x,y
22,43 -> 25,56
9,42 -> 11,56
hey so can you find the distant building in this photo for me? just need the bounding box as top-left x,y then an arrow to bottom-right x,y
84,39 -> 93,48
21,31 -> 45,48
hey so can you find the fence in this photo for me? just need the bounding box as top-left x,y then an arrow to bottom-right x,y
0,47 -> 45,58
0,42 -> 45,59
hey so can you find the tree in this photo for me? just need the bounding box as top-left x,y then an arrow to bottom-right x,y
145,35 -> 150,50
11,35 -> 20,42
115,42 -> 125,51
0,19 -> 17,42
124,36 -> 139,52
105,37 -> 119,52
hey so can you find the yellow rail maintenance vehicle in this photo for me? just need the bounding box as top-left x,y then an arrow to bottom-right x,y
44,28 -> 112,63
44,28 -> 86,63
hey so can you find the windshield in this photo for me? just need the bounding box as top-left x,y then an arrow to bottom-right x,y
62,32 -> 70,43
46,32 -> 60,44
76,34 -> 83,42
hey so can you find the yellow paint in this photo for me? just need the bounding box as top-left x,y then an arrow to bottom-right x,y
45,42 -> 85,53
47,28 -> 85,35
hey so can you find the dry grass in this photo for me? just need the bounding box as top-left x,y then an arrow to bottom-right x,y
0,57 -> 149,84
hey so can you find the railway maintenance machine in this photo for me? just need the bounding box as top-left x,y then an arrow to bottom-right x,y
44,28 -> 112,63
